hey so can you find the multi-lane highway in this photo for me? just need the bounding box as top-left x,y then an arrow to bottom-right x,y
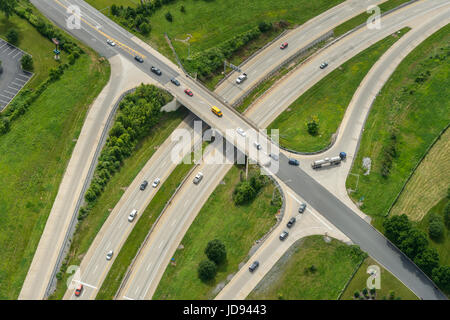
22,0 -> 448,300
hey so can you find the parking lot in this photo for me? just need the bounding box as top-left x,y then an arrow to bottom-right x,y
0,38 -> 33,112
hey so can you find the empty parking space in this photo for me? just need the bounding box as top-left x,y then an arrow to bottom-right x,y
0,38 -> 33,112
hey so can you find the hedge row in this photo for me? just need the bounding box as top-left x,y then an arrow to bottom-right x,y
79,84 -> 172,219
232,172 -> 268,205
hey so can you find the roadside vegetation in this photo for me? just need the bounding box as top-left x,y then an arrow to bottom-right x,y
248,236 -> 367,300
334,0 -> 412,37
96,152 -> 195,299
268,28 -> 409,152
340,257 -> 418,300
50,95 -> 187,300
153,165 -> 281,300
346,24 -> 450,222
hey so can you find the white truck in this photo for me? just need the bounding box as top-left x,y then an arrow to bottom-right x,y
311,156 -> 342,169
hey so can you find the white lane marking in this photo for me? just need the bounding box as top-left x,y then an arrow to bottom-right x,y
135,286 -> 140,295
146,263 -> 152,271
123,296 -> 134,300
158,241 -> 163,249
71,280 -> 98,289
171,219 -> 177,226
287,191 -> 332,230
93,264 -> 98,273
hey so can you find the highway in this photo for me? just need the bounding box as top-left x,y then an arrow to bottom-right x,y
24,0 -> 448,300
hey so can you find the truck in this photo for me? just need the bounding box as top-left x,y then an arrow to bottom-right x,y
311,156 -> 342,169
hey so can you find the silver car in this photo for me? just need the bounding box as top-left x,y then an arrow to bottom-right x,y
106,250 -> 114,260
152,178 -> 161,188
128,209 -> 137,222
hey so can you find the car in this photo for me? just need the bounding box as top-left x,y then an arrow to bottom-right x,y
287,217 -> 296,228
236,128 -> 246,137
170,78 -> 180,86
253,142 -> 262,150
151,66 -> 162,75
320,62 -> 328,69
269,153 -> 279,161
288,158 -> 299,166
184,88 -> 193,96
236,73 -> 247,84
74,284 -> 83,297
106,250 -> 114,260
152,178 -> 161,188
280,42 -> 288,49
128,209 -> 137,222
106,39 -> 116,46
279,230 -> 289,241
134,55 -> 144,63
249,261 -> 260,273
298,203 -> 307,213
193,172 -> 204,185
140,180 -> 148,191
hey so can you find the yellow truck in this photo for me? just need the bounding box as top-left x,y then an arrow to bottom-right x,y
211,106 -> 223,117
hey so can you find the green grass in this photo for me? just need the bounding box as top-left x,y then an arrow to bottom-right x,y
0,11 -> 68,89
96,152 -> 195,300
153,165 -> 280,300
268,28 -> 409,152
334,0 -> 412,37
247,236 -> 366,300
0,53 -> 110,299
346,24 -> 450,225
340,257 -> 418,300
49,108 -> 188,299
416,198 -> 450,266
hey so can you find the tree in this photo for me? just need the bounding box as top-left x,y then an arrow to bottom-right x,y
306,116 -> 319,136
258,21 -> 272,33
444,202 -> 450,229
0,0 -> 17,19
205,239 -> 227,265
6,28 -> 19,45
21,55 -> 33,72
398,228 -> 428,260
111,4 -> 119,16
429,218 -> 444,240
139,22 -> 151,35
383,214 -> 411,244
197,260 -> 217,282
414,248 -> 439,277
354,291 -> 360,298
432,265 -> 450,292
180,5 -> 185,13
232,181 -> 256,205
165,11 -> 173,22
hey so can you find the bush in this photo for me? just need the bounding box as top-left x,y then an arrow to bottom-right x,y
6,28 -> 19,45
180,5 -> 185,13
205,239 -> 227,265
139,22 -> 151,35
444,202 -> 450,229
306,116 -> 319,136
398,228 -> 428,260
432,265 -> 450,292
428,214 -> 445,240
383,214 -> 411,244
233,181 -> 256,205
165,11 -> 173,22
21,54 -> 33,72
198,260 -> 217,282
258,21 -> 272,33
414,248 -> 439,277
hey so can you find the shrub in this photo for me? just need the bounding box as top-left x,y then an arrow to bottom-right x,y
205,239 -> 227,265
233,181 -> 256,205
198,260 -> 217,282
398,228 -> 428,260
258,21 -> 272,33
383,214 -> 411,244
444,202 -> 450,229
139,22 -> 151,35
428,214 -> 445,240
432,265 -> 450,292
6,28 -> 19,45
180,5 -> 185,13
306,116 -> 319,136
414,248 -> 439,277
165,11 -> 173,22
21,54 -> 33,71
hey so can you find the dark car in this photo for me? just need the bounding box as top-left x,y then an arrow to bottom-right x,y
134,55 -> 144,63
279,230 -> 289,241
151,66 -> 162,75
287,217 -> 296,228
184,88 -> 193,96
170,78 -> 180,86
288,158 -> 299,166
74,284 -> 83,297
249,261 -> 260,273
298,203 -> 307,213
320,62 -> 328,69
280,42 -> 288,49
140,180 -> 148,191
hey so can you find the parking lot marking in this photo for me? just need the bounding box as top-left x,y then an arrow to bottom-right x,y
13,51 -> 21,59
4,90 -> 16,95
7,49 -> 17,56
0,93 -> 13,99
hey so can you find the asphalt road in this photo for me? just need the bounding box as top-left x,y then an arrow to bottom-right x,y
28,0 -> 448,300
0,39 -> 32,111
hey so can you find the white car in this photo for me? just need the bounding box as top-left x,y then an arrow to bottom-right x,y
106,250 -> 114,260
152,178 -> 161,188
236,73 -> 247,84
193,172 -> 204,185
236,128 -> 246,137
253,142 -> 262,150
128,209 -> 137,222
106,39 -> 116,46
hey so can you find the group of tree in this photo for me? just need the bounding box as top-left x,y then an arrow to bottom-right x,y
383,214 -> 449,292
80,85 -> 172,218
198,239 -> 227,282
0,0 -> 17,19
21,54 -> 33,72
232,172 -> 267,205
6,28 -> 19,46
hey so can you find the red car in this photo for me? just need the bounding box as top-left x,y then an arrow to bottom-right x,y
280,42 -> 288,49
74,284 -> 83,297
184,88 -> 193,96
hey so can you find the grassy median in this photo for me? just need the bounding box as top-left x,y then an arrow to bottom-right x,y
346,24 -> 450,224
153,165 -> 281,300
269,28 -> 409,152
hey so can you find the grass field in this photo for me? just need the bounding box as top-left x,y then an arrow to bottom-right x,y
0,12 -> 68,88
96,151 -> 195,300
334,0 -> 412,37
390,128 -> 450,221
153,165 -> 280,300
49,108 -> 188,299
247,236 -> 366,300
340,257 -> 418,300
268,29 -> 408,152
346,24 -> 450,225
0,52 -> 110,299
